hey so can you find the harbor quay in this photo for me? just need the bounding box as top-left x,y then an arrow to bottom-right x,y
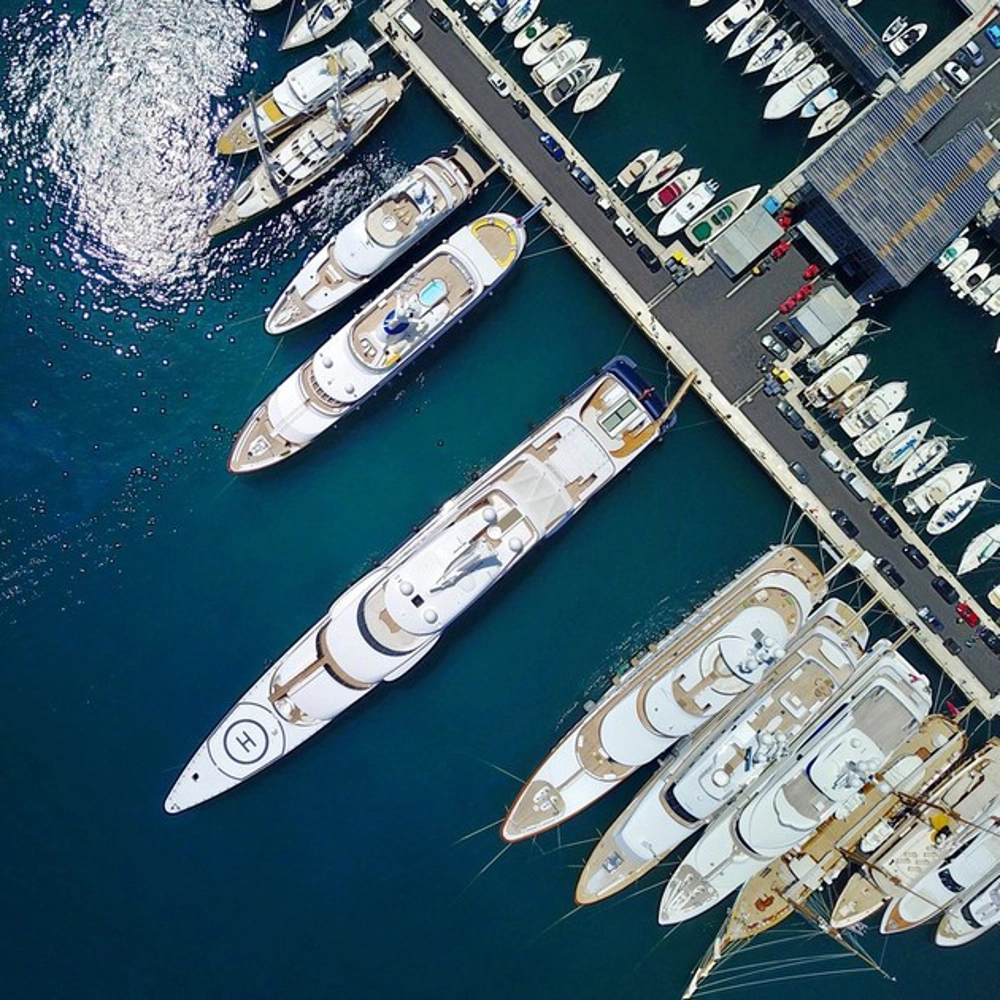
373,0 -> 1000,711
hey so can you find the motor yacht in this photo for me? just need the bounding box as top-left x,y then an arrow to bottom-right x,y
646,168 -> 702,215
615,148 -> 659,189
657,180 -> 720,238
636,151 -> 685,194
854,410 -> 911,459
523,22 -> 571,66
806,320 -> 871,373
531,37 -> 589,86
683,185 -> 760,247
937,865 -> 1000,946
808,99 -> 851,139
802,353 -> 869,407
501,0 -> 540,33
903,463 -> 972,517
282,0 -> 353,51
840,380 -> 907,437
705,0 -> 764,44
764,64 -> 830,120
543,56 -> 602,108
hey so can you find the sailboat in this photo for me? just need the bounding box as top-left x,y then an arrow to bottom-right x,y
727,11 -> 775,60
744,29 -> 793,75
637,151 -> 685,194
894,437 -> 949,487
764,42 -> 815,87
806,319 -> 871,373
705,0 -> 765,44
871,419 -> 931,476
855,410 -> 911,459
572,69 -> 623,114
927,480 -> 989,536
957,525 -> 1000,575
501,0 -> 540,34
282,0 -> 353,51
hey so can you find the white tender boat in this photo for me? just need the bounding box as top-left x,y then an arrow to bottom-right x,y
764,42 -> 815,87
216,40 -> 372,155
903,463 -> 972,517
936,235 -> 969,270
970,273 -> 1000,308
706,0 -> 764,43
927,480 -> 989,536
514,16 -> 547,49
764,64 -> 830,120
745,29 -> 793,75
572,70 -> 623,114
727,11 -> 775,60
895,436 -> 949,487
231,213 -> 526,472
943,246 -> 980,281
523,22 -> 571,66
502,0 -> 540,33
881,15 -> 908,44
890,22 -> 927,56
282,0 -> 353,51
954,262 -> 990,299
684,185 -> 760,247
646,167 -> 702,215
501,547 -> 827,842
575,600 -> 868,904
871,419 -> 931,476
801,85 -> 838,118
808,99 -> 852,139
803,353 -> 869,407
615,148 -> 659,189
531,37 -> 589,85
637,150 -> 685,194
266,148 -> 484,334
543,56 -> 601,108
658,180 -> 719,238
840,380 -> 908,437
659,649 -> 931,924
166,357 -> 675,812
207,73 -> 403,237
958,524 -> 1000,575
854,410 -> 911,459
937,867 -> 1000,946
806,319 -> 870,373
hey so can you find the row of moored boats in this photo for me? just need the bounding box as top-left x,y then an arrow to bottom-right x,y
937,232 -> 1000,353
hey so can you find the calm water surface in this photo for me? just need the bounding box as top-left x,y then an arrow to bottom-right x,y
2,0 -> 997,996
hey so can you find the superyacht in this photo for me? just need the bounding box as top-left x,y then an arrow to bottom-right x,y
165,357 -> 677,812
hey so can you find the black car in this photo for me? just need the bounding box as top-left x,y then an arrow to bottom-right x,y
637,244 -> 662,272
771,320 -> 804,351
831,508 -> 859,538
918,607 -> 945,635
931,575 -> 960,605
511,98 -> 530,119
943,636 -> 962,656
776,399 -> 804,430
788,461 -> 810,484
870,505 -> 901,538
429,7 -> 451,29
874,557 -> 905,589
979,627 -> 1000,654
800,429 -> 820,449
570,163 -> 596,194
902,543 -> 929,569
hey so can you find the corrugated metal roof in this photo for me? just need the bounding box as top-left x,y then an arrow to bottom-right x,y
802,77 -> 1000,287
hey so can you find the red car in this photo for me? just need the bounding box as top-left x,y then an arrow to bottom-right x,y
956,602 -> 981,628
803,264 -> 821,280
778,297 -> 797,314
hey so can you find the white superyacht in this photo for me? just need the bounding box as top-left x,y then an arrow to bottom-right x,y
659,649 -> 931,923
166,357 -> 676,812
501,546 -> 828,842
231,212 -> 526,473
266,147 -> 485,334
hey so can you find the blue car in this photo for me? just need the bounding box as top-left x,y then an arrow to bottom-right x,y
539,132 -> 566,162
987,25 -> 1000,48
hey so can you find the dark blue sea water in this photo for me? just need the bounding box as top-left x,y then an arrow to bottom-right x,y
2,0 -> 998,996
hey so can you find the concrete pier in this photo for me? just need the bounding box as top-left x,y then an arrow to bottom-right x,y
372,0 -> 1000,713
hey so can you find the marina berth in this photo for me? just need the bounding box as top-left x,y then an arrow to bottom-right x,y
685,713 -> 965,997
165,358 -> 676,813
840,380 -> 908,437
265,147 -> 486,334
523,22 -> 571,67
501,547 -> 828,842
903,462 -> 973,517
281,0 -> 353,51
937,867 -> 1000,946
231,212 -> 526,473
744,29 -> 793,75
926,480 -> 988,536
854,410 -> 911,459
831,738 -> 1000,930
215,40 -> 373,156
206,73 -> 403,237
575,599 -> 868,905
658,649 -> 932,924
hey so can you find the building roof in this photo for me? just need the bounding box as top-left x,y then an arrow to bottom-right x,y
802,77 -> 1000,290
709,203 -> 785,277
789,286 -> 859,348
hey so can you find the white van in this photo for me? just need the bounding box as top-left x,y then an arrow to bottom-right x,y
398,10 -> 423,39
842,472 -> 871,502
819,448 -> 845,474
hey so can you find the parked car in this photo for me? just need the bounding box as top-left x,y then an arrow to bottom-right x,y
820,448 -> 845,473
637,244 -> 662,272
831,508 -> 859,538
487,72 -> 511,99
979,627 -> 1000,654
761,334 -> 788,361
987,24 -> 1000,48
955,602 -> 981,628
772,321 -> 804,351
943,636 -> 962,656
569,163 -> 596,194
595,194 -> 617,219
802,263 -> 821,280
942,60 -> 971,88
614,217 -> 638,246
511,98 -> 530,119
776,399 -> 804,430
788,461 -> 810,484
539,132 -> 565,161
962,39 -> 985,67
875,557 -> 905,589
918,607 -> 946,635
429,7 -> 451,30
801,429 -> 820,449
902,543 -> 929,569
870,505 -> 901,538
931,575 -> 960,605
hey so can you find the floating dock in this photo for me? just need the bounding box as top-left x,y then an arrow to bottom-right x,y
373,0 -> 1000,714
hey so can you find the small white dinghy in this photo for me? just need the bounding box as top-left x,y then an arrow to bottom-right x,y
927,480 -> 989,536
514,16 -> 547,49
637,151 -> 685,193
936,235 -> 969,270
544,56 -> 601,108
840,380 -> 908,437
657,180 -> 720,238
903,463 -> 972,517
523,23 -> 571,66
573,69 -> 623,114
728,11 -> 775,60
882,16 -> 908,44
895,437 -> 949,487
809,99 -> 851,138
745,29 -> 793,74
615,148 -> 659,189
765,42 -> 815,87
957,525 -> 1000,575
502,0 -> 541,34
282,0 -> 353,51
706,0 -> 765,44
854,409 -> 911,458
801,86 -> 838,118
889,22 -> 927,57
764,64 -> 830,119
871,419 -> 931,476
647,167 -> 702,215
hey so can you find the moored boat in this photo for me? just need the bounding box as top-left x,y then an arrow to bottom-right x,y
881,15 -> 907,44
636,150 -> 685,194
531,36 -> 588,86
646,167 -> 702,215
514,15 -> 547,48
957,524 -> 1000,575
232,212 -> 526,472
953,262 -> 990,299
971,273 -> 1000,308
744,29 -> 793,75
764,41 -> 815,87
943,246 -> 980,282
903,463 -> 972,517
727,10 -> 775,60
764,63 -> 830,119
615,148 -> 659,189
800,85 -> 838,118
889,22 -> 927,56
871,419 -> 931,476
572,69 -> 623,114
266,147 -> 485,334
854,409 -> 911,459
683,184 -> 760,246
281,0 -> 353,51
523,21 -> 571,66
936,235 -> 969,270
927,480 -> 989,536
895,436 -> 949,487
826,377 -> 873,419
501,0 -> 540,34
705,0 -> 764,44
936,867 -> 1000,946
840,380 -> 908,437
803,353 -> 869,406
657,180 -> 720,238
806,319 -> 870,373
808,98 -> 851,139
543,56 -> 601,108
166,357 -> 676,812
